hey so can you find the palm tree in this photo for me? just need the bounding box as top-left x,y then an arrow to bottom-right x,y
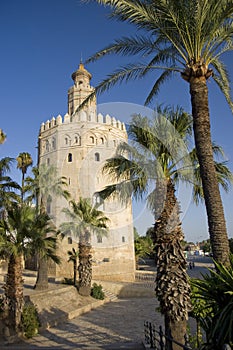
134,235 -> 154,269
0,157 -> 20,211
82,0 -> 233,267
67,248 -> 79,286
16,152 -> 33,202
97,106 -> 232,347
61,197 -> 109,296
24,164 -> 70,290
0,129 -> 6,144
0,203 -> 60,340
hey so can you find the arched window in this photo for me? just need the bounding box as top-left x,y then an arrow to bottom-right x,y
74,135 -> 81,145
97,236 -> 102,243
68,237 -> 72,244
52,137 -> 56,149
68,153 -> 72,162
95,152 -> 100,161
46,196 -> 52,214
100,137 -> 104,144
90,136 -> 95,144
122,236 -> 125,243
65,136 -> 71,146
93,194 -> 104,210
46,140 -> 50,152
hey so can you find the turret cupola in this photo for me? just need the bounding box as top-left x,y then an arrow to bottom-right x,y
68,62 -> 95,116
71,62 -> 92,86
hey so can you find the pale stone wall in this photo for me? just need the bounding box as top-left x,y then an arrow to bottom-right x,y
38,64 -> 135,282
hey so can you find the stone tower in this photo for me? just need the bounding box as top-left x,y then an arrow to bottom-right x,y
38,64 -> 135,282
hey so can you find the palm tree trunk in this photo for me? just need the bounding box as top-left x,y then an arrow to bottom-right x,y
21,172 -> 25,202
73,260 -> 77,286
34,255 -> 48,290
34,200 -> 49,290
78,235 -> 92,296
189,79 -> 230,267
3,254 -> 24,338
154,179 -> 191,349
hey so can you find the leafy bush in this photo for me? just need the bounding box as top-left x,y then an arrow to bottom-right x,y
62,277 -> 74,285
91,283 -> 105,300
21,303 -> 40,338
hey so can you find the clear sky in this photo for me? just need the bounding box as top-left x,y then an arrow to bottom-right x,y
0,0 -> 233,242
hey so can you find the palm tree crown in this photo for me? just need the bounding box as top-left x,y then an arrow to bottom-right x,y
85,0 -> 233,109
61,197 -> 109,242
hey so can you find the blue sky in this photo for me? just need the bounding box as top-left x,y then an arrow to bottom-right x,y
0,0 -> 233,242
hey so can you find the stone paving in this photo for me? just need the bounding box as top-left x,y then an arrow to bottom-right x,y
0,257 -> 213,350
3,298 -> 161,350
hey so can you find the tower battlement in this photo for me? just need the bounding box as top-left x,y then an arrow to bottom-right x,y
40,112 -> 126,133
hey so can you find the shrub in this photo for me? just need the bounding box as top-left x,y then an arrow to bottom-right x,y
191,256 -> 233,349
62,277 -> 74,285
91,283 -> 105,300
21,303 -> 40,338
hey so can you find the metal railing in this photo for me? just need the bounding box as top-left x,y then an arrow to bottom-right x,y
144,321 -> 192,350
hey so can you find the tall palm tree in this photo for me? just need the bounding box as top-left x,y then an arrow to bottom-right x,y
16,152 -> 33,202
67,248 -> 79,286
97,106 -> 232,347
24,164 -> 70,290
61,197 -> 109,296
0,204 -> 60,340
82,0 -> 233,267
0,129 -> 6,144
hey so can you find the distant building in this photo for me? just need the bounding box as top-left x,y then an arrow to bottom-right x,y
38,63 -> 135,282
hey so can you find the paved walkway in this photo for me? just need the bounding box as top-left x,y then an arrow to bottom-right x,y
1,298 -> 162,349
0,257 -> 213,350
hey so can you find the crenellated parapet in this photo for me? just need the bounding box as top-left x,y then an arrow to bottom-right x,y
40,112 -> 126,133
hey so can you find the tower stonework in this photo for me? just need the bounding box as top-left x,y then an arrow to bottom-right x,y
38,64 -> 135,282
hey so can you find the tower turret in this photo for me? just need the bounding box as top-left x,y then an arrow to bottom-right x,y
68,63 -> 95,116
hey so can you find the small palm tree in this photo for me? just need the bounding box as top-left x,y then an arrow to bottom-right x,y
0,203 -> 60,340
0,157 -> 20,211
16,152 -> 33,202
67,248 -> 79,286
134,235 -> 154,269
61,197 -> 109,296
25,164 -> 70,290
191,256 -> 233,349
97,106 -> 232,346
82,0 -> 233,267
